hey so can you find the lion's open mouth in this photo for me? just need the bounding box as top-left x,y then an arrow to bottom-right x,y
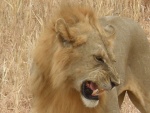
81,81 -> 104,100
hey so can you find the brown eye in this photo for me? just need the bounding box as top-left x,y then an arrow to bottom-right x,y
94,55 -> 104,63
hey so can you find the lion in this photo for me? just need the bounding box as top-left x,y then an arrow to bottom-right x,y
30,4 -> 150,113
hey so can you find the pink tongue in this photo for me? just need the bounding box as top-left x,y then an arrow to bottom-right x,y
86,82 -> 98,91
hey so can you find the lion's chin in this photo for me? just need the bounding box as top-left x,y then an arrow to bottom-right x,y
81,95 -> 99,108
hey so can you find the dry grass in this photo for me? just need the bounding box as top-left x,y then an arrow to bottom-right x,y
0,0 -> 149,113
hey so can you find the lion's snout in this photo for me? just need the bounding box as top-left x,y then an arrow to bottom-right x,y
109,66 -> 120,88
110,74 -> 120,89
110,73 -> 120,88
88,69 -> 120,91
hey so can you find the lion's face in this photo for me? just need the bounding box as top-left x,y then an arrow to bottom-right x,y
72,29 -> 120,108
53,18 -> 120,108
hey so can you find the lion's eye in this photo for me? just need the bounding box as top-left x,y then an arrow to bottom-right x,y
94,55 -> 104,63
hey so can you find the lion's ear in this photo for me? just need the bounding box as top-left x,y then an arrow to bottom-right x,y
55,18 -> 73,47
104,25 -> 115,38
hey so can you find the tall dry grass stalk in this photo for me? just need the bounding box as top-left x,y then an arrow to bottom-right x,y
0,0 -> 149,113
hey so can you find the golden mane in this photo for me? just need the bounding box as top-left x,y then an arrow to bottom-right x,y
50,5 -> 99,45
32,4 -> 99,89
31,5 -> 106,113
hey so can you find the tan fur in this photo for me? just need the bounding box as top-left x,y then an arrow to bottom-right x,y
31,4 -> 150,113
100,15 -> 150,113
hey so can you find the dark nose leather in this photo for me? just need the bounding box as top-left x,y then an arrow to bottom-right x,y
111,81 -> 119,89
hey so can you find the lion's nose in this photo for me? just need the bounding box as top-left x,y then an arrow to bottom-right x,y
110,80 -> 120,89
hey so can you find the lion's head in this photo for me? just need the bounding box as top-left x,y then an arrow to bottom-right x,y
32,5 -> 120,111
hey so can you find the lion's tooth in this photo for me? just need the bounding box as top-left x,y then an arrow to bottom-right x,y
100,89 -> 104,91
92,89 -> 99,96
